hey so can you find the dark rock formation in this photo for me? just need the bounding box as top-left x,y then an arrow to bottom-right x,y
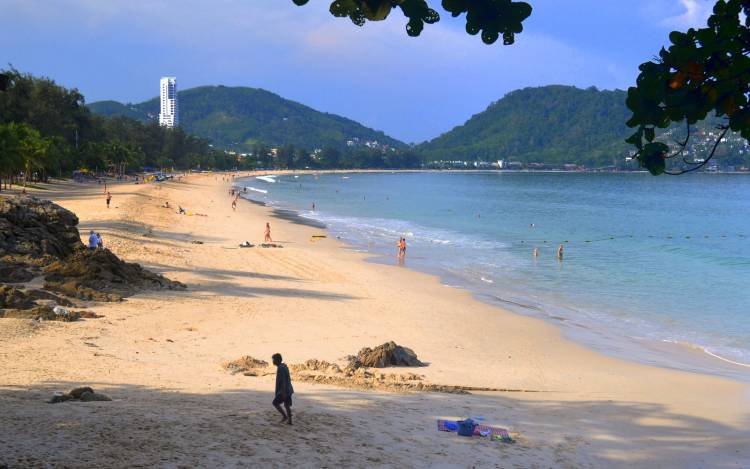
350,342 -> 425,369
2,305 -> 55,320
44,248 -> 186,301
0,195 -> 185,311
0,196 -> 82,269
25,289 -> 75,307
0,284 -> 35,309
49,386 -> 111,404
0,261 -> 35,283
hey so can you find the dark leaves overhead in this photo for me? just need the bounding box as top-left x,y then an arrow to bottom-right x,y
625,0 -> 750,174
291,0 -> 531,45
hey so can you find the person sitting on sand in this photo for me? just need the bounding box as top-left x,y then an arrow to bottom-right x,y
96,233 -> 103,249
178,206 -> 186,215
88,230 -> 98,250
272,353 -> 294,425
163,201 -> 170,209
264,223 -> 273,243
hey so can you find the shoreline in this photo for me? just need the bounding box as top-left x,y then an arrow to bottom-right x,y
2,173 -> 749,467
237,172 -> 750,383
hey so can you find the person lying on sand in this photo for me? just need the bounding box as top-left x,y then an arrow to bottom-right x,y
272,353 -> 293,425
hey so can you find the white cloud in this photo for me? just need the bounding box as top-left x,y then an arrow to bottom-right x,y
660,0 -> 714,29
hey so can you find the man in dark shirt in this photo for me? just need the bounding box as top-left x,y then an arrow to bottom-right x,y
272,353 -> 294,425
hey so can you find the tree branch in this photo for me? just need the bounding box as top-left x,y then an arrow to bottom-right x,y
665,126 -> 729,175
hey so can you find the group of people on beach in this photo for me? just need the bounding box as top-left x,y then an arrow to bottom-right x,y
87,230 -> 104,250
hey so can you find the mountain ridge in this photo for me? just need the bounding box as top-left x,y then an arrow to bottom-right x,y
88,85 -> 405,152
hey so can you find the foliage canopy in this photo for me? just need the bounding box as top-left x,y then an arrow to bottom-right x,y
291,0 -> 532,45
626,0 -> 750,174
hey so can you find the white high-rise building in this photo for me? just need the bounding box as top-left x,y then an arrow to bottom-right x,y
159,77 -> 178,128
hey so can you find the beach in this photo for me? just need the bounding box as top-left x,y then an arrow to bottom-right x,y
1,173 -> 749,468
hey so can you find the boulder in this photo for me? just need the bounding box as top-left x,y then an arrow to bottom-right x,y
25,288 -> 75,307
79,391 -> 111,402
44,248 -> 186,301
0,261 -> 35,283
222,356 -> 269,374
69,386 -> 94,399
352,341 -> 425,368
0,196 -> 82,267
0,284 -> 34,309
0,196 -> 185,305
48,386 -> 111,403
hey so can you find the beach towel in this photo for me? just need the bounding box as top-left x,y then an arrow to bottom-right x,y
437,419 -> 513,442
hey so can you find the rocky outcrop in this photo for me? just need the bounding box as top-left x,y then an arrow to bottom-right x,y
44,248 -> 186,301
348,341 -> 425,369
0,196 -> 185,314
0,196 -> 82,280
0,284 -> 35,309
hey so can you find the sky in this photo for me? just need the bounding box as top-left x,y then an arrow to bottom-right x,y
1,0 -> 716,143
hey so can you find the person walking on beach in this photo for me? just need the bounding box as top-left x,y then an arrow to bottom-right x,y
264,222 -> 273,243
106,191 -> 112,208
272,353 -> 293,425
397,237 -> 406,259
232,197 -> 237,211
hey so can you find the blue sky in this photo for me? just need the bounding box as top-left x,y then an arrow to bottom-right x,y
1,0 -> 715,143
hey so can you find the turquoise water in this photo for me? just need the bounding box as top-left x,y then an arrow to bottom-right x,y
239,172 -> 750,379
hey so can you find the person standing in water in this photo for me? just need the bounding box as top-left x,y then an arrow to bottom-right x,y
397,237 -> 406,259
557,244 -> 564,260
264,223 -> 273,243
271,353 -> 293,425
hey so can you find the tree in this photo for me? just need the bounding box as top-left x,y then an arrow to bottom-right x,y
293,0 -> 750,175
291,0 -> 532,45
0,122 -> 24,190
320,146 -> 341,168
625,0 -> 750,174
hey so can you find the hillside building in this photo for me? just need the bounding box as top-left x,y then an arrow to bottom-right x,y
159,77 -> 178,128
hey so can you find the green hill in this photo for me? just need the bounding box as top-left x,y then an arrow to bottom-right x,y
88,85 -> 404,151
418,85 -> 632,167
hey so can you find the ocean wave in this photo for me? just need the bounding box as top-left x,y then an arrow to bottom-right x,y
256,175 -> 277,183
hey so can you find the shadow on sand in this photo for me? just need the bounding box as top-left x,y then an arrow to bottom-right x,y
1,382 -> 749,467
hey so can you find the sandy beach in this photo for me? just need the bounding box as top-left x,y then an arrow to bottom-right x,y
1,173 -> 749,468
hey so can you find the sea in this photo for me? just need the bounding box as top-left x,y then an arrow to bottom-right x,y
237,171 -> 750,381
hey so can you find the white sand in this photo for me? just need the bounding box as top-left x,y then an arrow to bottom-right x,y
1,174 -> 749,468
